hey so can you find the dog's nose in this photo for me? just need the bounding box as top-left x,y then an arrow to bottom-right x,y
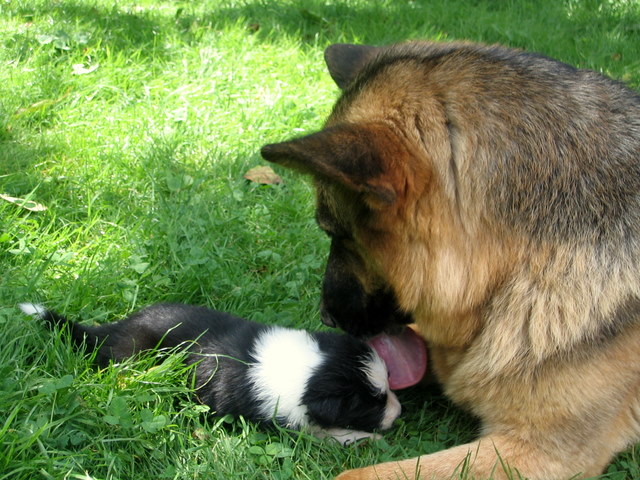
320,304 -> 337,328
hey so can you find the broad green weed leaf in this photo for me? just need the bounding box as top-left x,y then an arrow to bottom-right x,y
140,409 -> 167,433
39,374 -> 74,395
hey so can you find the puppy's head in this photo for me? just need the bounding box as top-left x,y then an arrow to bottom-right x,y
302,334 -> 401,434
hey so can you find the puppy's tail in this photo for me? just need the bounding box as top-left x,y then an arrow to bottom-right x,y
19,302 -> 98,351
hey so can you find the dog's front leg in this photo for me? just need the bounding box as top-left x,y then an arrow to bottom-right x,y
335,433 -> 607,480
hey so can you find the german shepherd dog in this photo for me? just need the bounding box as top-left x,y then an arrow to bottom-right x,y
261,41 -> 640,479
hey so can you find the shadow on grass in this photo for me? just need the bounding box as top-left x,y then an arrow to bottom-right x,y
0,128 -> 63,196
6,1 -> 640,62
3,1 -> 637,99
198,0 -> 639,63
7,1 -> 169,59
396,383 -> 479,452
128,138 -> 325,319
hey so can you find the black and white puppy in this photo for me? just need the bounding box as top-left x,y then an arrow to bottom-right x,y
20,302 -> 401,444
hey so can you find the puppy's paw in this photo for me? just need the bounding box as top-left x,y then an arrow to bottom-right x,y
309,426 -> 381,446
336,430 -> 381,446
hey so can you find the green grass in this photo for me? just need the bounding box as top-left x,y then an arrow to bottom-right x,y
1,0 -> 639,479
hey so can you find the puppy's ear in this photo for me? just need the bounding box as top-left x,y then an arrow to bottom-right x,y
304,396 -> 343,428
324,44 -> 379,89
261,124 -> 404,208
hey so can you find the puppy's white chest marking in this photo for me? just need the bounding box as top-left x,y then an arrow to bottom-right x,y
248,327 -> 324,427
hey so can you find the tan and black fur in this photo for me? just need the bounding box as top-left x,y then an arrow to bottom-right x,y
261,41 -> 640,479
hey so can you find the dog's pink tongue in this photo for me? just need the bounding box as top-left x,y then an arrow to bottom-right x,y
368,328 -> 427,390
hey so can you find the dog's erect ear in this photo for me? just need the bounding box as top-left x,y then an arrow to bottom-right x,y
261,124 -> 404,207
324,44 -> 380,89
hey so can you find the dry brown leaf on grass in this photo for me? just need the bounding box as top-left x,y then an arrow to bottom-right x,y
243,166 -> 283,185
0,194 -> 47,212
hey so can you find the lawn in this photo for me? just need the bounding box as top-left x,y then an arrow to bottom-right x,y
1,0 -> 639,479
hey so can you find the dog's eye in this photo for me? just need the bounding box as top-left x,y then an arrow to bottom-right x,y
372,389 -> 386,400
315,213 -> 352,241
321,227 -> 353,243
321,227 -> 337,238
316,221 -> 344,240
365,384 -> 386,399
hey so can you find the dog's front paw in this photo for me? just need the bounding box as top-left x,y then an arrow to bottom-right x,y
335,461 -> 415,480
335,467 -> 370,480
